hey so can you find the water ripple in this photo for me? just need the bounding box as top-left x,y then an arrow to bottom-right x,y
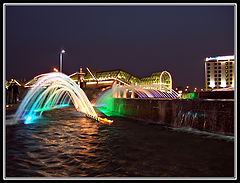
6,107 -> 234,177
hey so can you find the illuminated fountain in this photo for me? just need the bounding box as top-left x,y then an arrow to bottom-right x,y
94,84 -> 180,116
15,72 -> 98,124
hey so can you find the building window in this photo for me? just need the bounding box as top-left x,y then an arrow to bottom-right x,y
215,71 -> 217,73
218,70 -> 221,73
226,70 -> 228,73
230,82 -> 232,84
226,82 -> 228,85
230,70 -> 232,72
230,66 -> 232,69
214,74 -> 217,77
218,74 -> 221,77
230,74 -> 232,76
218,63 -> 221,65
215,82 -> 217,85
207,78 -> 210,81
230,78 -> 232,80
226,66 -> 228,69
230,62 -> 233,65
218,82 -> 221,85
207,82 -> 210,85
207,75 -> 210,77
226,74 -> 228,77
218,78 -> 221,81
225,62 -> 228,65
214,63 -> 217,65
218,67 -> 221,69
215,67 -> 217,69
207,71 -> 210,73
208,67 -> 210,70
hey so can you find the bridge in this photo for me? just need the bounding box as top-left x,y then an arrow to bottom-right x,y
70,68 -> 172,89
24,68 -> 179,99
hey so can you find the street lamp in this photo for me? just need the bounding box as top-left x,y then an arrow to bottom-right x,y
59,49 -> 66,72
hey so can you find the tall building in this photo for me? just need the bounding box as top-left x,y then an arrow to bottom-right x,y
204,55 -> 234,91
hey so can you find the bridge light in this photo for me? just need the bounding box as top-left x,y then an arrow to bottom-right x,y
53,67 -> 58,72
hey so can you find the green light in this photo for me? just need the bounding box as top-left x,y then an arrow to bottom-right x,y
182,92 -> 196,99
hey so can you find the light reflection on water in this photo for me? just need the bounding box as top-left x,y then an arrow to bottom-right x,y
6,107 -> 234,177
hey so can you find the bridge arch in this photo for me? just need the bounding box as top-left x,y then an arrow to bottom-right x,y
159,71 -> 172,91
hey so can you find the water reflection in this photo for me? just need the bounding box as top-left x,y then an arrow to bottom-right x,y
6,107 -> 234,177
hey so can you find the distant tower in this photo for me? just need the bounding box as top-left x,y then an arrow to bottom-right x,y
79,67 -> 85,88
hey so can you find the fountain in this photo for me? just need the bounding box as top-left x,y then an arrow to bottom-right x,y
93,85 -> 234,135
93,84 -> 180,117
15,72 -> 98,124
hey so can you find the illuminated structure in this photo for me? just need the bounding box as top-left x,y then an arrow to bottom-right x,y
25,69 -> 173,92
70,69 -> 173,91
69,67 -> 86,87
70,69 -> 141,89
6,79 -> 22,88
204,55 -> 234,91
140,71 -> 172,91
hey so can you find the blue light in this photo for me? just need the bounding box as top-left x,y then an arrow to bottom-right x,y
53,104 -> 69,108
24,115 -> 35,125
94,104 -> 107,108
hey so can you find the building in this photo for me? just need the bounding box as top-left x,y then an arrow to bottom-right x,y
204,55 -> 234,91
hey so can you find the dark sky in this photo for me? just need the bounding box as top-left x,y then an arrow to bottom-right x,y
5,5 -> 234,89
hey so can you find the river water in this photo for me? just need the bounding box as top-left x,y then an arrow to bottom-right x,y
5,106 -> 234,178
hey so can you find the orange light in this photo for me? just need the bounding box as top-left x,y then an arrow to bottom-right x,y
98,117 -> 113,123
53,68 -> 58,72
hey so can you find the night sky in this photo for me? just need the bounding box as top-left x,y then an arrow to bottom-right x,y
5,4 -> 234,89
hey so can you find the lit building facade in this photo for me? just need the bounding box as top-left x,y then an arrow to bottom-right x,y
204,55 -> 234,91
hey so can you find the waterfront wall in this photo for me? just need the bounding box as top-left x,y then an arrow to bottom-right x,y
110,98 -> 234,135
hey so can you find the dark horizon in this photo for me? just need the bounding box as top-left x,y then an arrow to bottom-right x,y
5,4 -> 234,89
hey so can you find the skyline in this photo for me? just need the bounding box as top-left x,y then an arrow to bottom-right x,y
4,4 -> 235,89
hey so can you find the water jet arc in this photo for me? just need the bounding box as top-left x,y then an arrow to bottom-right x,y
15,72 -> 98,123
